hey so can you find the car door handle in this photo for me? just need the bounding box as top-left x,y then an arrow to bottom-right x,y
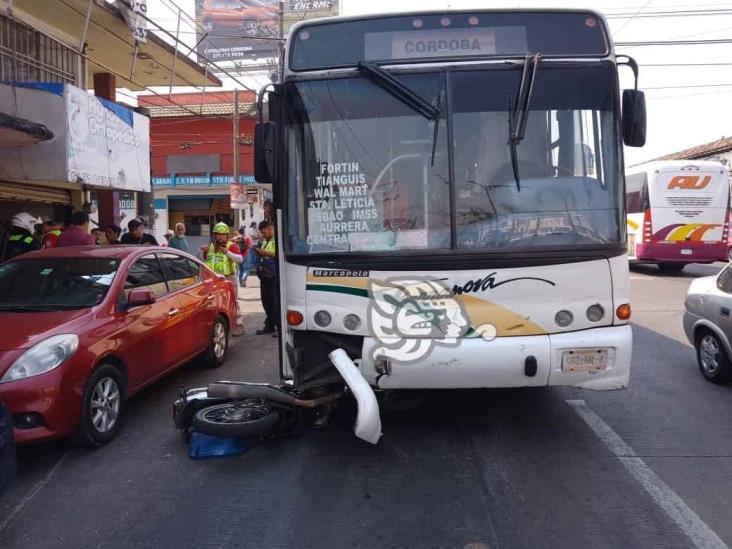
722,307 -> 730,317
168,308 -> 180,317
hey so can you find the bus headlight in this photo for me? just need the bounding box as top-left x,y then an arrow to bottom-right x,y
586,304 -> 605,322
314,310 -> 332,328
554,310 -> 574,328
343,314 -> 361,331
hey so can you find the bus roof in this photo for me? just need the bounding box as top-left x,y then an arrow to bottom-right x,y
285,9 -> 611,75
627,160 -> 729,175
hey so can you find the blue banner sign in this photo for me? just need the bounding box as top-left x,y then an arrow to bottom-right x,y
152,174 -> 256,187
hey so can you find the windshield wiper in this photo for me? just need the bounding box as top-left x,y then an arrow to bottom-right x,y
507,53 -> 541,193
357,62 -> 442,165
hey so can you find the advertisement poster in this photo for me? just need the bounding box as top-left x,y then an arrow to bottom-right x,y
65,86 -> 151,192
230,183 -> 247,208
196,0 -> 339,62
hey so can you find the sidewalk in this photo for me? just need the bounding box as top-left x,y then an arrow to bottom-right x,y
228,275 -> 280,384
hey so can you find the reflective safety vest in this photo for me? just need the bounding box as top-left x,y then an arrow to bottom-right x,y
206,241 -> 237,276
8,234 -> 34,245
42,229 -> 62,248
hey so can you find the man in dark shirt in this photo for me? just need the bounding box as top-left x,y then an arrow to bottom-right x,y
120,219 -> 158,245
57,211 -> 95,247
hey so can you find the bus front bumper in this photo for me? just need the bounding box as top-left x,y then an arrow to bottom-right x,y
357,325 -> 632,391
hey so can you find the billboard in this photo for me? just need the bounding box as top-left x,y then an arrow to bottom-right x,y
196,0 -> 338,62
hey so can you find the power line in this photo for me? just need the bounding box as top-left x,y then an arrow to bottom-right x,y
643,82 -> 732,90
605,8 -> 732,18
616,38 -> 732,46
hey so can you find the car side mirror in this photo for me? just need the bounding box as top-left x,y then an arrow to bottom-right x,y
622,89 -> 646,147
127,288 -> 156,308
254,122 -> 277,184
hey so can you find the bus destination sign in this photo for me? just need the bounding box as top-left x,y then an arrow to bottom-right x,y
365,27 -> 527,61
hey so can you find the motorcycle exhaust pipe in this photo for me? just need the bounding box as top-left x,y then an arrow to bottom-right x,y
207,381 -> 343,409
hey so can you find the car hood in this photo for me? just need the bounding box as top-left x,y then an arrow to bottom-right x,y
0,309 -> 93,351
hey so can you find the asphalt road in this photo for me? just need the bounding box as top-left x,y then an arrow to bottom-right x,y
1,265 -> 732,549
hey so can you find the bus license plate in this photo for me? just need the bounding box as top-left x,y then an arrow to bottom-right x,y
562,350 -> 608,373
681,249 -> 692,255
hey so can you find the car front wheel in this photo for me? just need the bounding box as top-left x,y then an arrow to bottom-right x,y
696,330 -> 732,384
727,248 -> 732,262
75,364 -> 125,447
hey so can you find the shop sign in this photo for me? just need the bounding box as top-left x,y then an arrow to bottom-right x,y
152,175 -> 256,187
230,184 -> 247,209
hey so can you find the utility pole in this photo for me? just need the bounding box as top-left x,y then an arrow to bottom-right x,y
232,88 -> 240,229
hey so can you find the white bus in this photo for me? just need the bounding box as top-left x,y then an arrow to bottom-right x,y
253,10 -> 646,442
626,161 -> 730,271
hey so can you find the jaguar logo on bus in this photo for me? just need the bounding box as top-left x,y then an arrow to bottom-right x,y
667,175 -> 711,190
367,277 -> 497,364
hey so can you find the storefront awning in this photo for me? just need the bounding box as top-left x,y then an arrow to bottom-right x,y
0,113 -> 53,148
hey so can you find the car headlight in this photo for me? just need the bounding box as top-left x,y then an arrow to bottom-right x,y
0,334 -> 79,383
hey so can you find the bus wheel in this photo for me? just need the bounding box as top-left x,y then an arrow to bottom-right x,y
658,263 -> 685,273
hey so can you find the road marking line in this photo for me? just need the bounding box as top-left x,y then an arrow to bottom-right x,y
566,399 -> 728,549
0,450 -> 70,535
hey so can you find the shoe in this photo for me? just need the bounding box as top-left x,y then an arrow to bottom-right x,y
272,331 -> 279,338
256,327 -> 275,335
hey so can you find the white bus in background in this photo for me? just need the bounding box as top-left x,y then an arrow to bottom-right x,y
251,9 -> 647,442
626,161 -> 730,271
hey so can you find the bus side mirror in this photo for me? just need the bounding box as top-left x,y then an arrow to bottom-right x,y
622,89 -> 646,147
254,122 -> 277,183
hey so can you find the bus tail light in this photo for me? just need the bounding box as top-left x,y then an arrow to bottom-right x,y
642,208 -> 652,243
723,208 -> 730,243
616,304 -> 631,321
286,310 -> 304,326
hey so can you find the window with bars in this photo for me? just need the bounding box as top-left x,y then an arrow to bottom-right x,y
0,14 -> 79,85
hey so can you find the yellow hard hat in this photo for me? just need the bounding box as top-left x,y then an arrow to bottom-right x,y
213,222 -> 229,234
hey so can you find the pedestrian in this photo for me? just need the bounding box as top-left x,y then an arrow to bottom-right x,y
57,211 -> 95,247
167,222 -> 190,253
163,229 -> 174,246
254,220 -> 279,336
200,222 -> 245,335
3,212 -> 41,260
105,224 -> 122,245
121,219 -> 158,245
236,227 -> 253,287
91,228 -> 102,245
40,219 -> 64,249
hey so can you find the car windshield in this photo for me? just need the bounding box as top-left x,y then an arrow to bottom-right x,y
0,257 -> 120,311
284,63 -> 622,254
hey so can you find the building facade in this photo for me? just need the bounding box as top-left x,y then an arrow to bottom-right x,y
140,92 -> 271,247
0,0 -> 218,249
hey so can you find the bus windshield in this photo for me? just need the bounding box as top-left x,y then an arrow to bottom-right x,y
285,62 -> 622,255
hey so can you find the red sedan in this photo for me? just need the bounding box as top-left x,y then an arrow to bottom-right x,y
0,246 -> 238,446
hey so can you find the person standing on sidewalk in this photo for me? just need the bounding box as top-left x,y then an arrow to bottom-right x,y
167,223 -> 190,253
254,220 -> 279,336
40,219 -> 64,249
235,227 -> 253,287
201,222 -> 245,335
57,211 -> 95,247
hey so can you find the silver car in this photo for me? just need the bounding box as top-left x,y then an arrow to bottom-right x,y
684,264 -> 732,383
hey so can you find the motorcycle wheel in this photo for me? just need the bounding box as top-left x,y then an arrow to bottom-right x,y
192,401 -> 280,438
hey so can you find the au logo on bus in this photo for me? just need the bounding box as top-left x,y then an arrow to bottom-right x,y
667,175 -> 711,190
